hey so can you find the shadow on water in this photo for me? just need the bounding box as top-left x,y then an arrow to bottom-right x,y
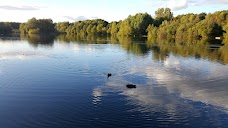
56,34 -> 150,55
0,34 -> 21,41
20,34 -> 55,47
2,34 -> 228,64
56,34 -> 113,44
55,34 -> 228,65
147,37 -> 228,65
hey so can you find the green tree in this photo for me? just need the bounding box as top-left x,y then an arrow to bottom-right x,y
0,22 -> 13,34
110,22 -> 119,36
147,24 -> 158,39
55,22 -> 69,33
118,20 -> 132,36
154,8 -> 173,27
20,18 -> 55,34
199,12 -> 207,20
117,13 -> 153,36
222,23 -> 228,45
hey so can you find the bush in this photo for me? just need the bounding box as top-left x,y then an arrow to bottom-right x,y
28,28 -> 40,34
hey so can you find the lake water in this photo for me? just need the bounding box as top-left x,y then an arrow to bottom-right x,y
0,35 -> 228,128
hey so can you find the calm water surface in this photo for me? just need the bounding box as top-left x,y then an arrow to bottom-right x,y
0,35 -> 228,128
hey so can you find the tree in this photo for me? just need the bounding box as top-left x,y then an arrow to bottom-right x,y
199,12 -> 207,20
154,8 -> 173,27
20,18 -> 55,34
118,20 -> 132,36
0,22 -> 12,34
117,13 -> 153,36
147,24 -> 157,37
110,22 -> 119,36
55,22 -> 69,33
130,13 -> 153,35
96,24 -> 103,34
64,19 -> 109,35
86,24 -> 93,34
155,8 -> 173,19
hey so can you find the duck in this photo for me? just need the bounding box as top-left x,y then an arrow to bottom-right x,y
126,84 -> 136,88
107,73 -> 112,78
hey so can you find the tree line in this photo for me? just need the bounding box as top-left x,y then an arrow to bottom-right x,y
1,8 -> 228,43
55,12 -> 153,37
147,9 -> 228,41
0,22 -> 20,35
20,18 -> 55,34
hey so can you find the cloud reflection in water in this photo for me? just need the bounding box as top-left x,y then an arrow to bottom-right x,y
94,54 -> 228,116
92,87 -> 103,105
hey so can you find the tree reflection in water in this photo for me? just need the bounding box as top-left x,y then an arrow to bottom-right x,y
20,34 -> 55,47
16,34 -> 228,65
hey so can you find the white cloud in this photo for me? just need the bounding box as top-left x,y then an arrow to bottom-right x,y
91,16 -> 99,19
168,0 -> 188,10
207,0 -> 228,4
144,2 -> 163,7
63,16 -> 88,21
189,0 -> 228,6
0,5 -> 39,10
63,16 -> 100,22
146,0 -> 228,11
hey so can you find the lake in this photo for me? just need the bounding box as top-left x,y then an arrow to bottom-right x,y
0,34 -> 228,128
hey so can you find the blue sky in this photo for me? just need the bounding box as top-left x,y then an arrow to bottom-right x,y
0,0 -> 228,23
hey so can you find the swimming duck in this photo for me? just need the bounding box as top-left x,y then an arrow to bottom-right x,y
107,73 -> 112,78
126,84 -> 136,88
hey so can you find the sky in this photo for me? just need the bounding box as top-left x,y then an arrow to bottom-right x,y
0,0 -> 228,23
